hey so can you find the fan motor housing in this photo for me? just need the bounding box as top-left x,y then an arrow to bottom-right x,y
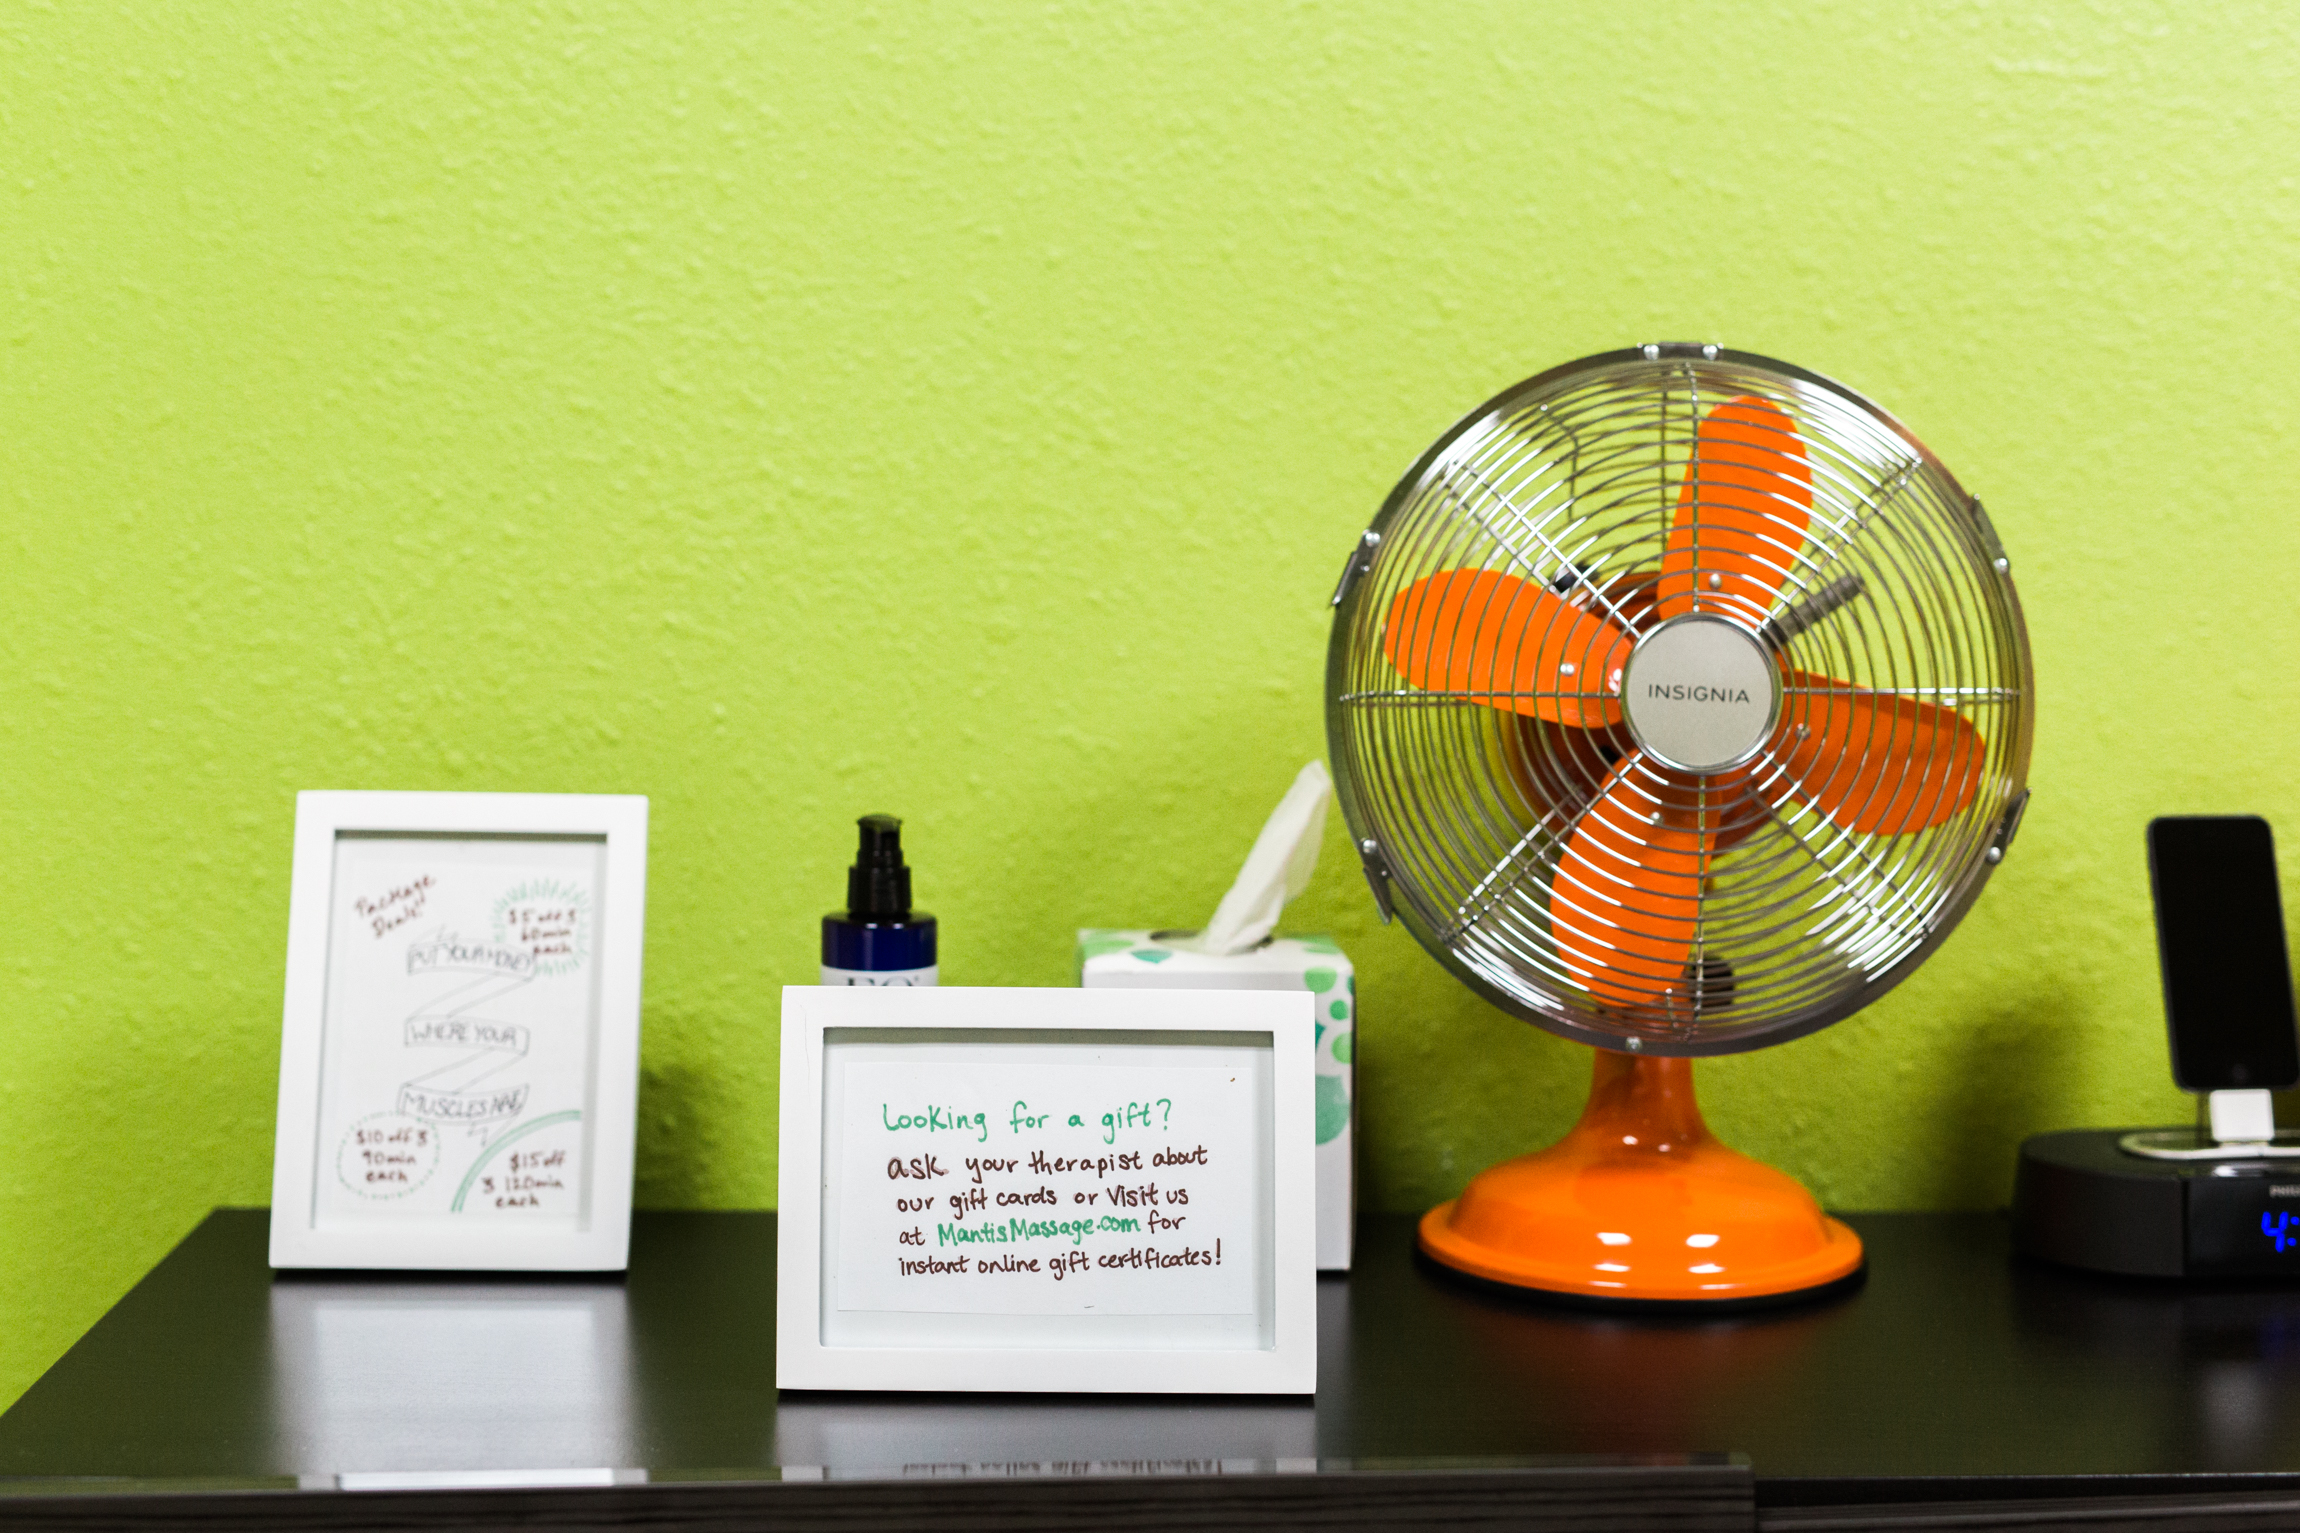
1620,615 -> 1781,773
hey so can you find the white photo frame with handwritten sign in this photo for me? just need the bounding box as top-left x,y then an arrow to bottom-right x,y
776,985 -> 1317,1394
269,791 -> 648,1271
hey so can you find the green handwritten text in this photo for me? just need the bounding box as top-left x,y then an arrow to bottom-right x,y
882,1103 -> 989,1142
937,1214 -> 1142,1249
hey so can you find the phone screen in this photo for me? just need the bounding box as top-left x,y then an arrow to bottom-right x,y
2148,816 -> 2300,1092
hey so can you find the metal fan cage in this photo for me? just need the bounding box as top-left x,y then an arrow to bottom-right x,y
1326,345 -> 2034,1055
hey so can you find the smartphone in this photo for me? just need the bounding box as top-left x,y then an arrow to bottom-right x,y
2147,816 -> 2300,1092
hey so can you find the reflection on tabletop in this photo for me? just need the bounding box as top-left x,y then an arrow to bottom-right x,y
771,1397 -> 1315,1479
267,1275 -> 642,1479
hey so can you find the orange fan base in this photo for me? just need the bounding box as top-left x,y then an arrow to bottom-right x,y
1419,1050 -> 1863,1302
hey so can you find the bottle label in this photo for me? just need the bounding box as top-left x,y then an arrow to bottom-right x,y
820,964 -> 938,988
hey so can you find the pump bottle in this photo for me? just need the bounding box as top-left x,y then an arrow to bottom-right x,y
820,814 -> 938,986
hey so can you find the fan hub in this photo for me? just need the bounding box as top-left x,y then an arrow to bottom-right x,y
1619,615 -> 1781,774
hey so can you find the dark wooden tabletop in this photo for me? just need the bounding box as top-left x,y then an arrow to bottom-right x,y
7,1208 -> 2300,1531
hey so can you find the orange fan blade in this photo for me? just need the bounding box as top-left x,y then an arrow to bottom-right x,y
1552,761 -> 1712,1008
1383,569 -> 1632,728
1766,672 -> 1986,835
1655,395 -> 1813,624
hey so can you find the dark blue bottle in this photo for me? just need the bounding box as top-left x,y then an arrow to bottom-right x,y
820,814 -> 938,986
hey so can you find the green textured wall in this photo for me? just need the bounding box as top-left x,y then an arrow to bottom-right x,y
6,0 -> 2298,1409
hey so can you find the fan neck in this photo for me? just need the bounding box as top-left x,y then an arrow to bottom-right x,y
1570,1051 -> 1714,1152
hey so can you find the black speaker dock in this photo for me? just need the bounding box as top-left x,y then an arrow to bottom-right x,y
2014,1127 -> 2300,1279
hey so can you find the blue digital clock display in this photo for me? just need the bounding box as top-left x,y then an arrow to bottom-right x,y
2185,1176 -> 2300,1277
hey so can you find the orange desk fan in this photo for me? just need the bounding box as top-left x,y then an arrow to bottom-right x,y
1327,344 -> 2034,1302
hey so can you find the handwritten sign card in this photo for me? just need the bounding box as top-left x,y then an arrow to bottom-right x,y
270,792 -> 648,1272
314,837 -> 596,1226
778,986 -> 1316,1394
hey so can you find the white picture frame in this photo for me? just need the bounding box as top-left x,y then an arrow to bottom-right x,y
268,791 -> 649,1271
776,985 -> 1317,1394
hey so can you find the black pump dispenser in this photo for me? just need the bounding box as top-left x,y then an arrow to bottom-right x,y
822,814 -> 938,984
847,814 -> 913,920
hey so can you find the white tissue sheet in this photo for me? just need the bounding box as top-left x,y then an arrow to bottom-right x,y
1177,761 -> 1332,957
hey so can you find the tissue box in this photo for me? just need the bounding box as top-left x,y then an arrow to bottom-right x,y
1077,930 -> 1355,1270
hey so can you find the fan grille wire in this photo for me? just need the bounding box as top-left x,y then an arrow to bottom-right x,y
1327,348 -> 2034,1055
